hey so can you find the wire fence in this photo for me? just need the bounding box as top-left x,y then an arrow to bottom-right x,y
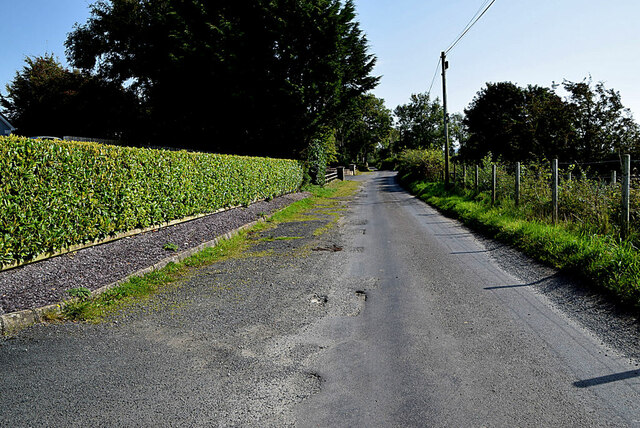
450,156 -> 639,245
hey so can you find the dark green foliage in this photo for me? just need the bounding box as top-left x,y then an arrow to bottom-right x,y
458,79 -> 640,165
0,136 -> 303,266
563,78 -> 640,161
0,55 -> 142,142
67,287 -> 92,300
163,242 -> 178,251
395,148 -> 445,183
64,0 -> 378,157
460,82 -> 573,163
305,137 -> 330,186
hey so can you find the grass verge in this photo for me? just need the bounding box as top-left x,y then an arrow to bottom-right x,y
59,179 -> 360,322
405,179 -> 640,310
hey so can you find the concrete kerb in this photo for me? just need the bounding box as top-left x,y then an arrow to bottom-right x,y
0,219 -> 262,337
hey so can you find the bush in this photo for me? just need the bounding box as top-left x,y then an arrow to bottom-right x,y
396,148 -> 445,183
0,136 -> 303,265
378,156 -> 397,171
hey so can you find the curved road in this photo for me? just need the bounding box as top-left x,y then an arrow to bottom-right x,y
1,171 -> 639,427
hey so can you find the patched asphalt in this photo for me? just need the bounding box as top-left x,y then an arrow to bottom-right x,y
0,184 -> 369,427
2,172 -> 640,427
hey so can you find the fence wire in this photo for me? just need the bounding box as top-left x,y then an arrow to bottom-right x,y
451,158 -> 639,245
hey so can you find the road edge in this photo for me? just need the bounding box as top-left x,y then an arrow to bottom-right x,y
0,217 -> 266,337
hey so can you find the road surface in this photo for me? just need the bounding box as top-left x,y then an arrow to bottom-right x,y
1,171 -> 639,427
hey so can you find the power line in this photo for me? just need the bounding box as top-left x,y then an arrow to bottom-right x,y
427,57 -> 442,97
446,0 -> 492,51
445,0 -> 496,54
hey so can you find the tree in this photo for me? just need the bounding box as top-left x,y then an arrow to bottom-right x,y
563,78 -> 640,161
460,79 -> 640,164
460,82 -> 573,162
65,0 -> 378,157
393,93 -> 444,150
335,93 -> 393,164
448,112 -> 468,154
0,54 -> 141,140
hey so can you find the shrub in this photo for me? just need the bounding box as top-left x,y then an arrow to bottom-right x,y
304,130 -> 337,186
396,148 -> 445,183
0,136 -> 303,265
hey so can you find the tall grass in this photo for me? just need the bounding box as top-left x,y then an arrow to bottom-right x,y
453,156 -> 639,245
396,149 -> 640,309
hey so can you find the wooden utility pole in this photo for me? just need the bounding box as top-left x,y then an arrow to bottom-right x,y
463,165 -> 467,190
441,51 -> 450,188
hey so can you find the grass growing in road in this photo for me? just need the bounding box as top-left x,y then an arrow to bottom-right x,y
405,179 -> 640,310
60,179 -> 360,322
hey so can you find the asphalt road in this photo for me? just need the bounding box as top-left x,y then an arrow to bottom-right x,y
297,171 -> 640,427
1,171 -> 640,427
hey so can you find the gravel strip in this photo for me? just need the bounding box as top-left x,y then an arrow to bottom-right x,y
0,192 -> 309,315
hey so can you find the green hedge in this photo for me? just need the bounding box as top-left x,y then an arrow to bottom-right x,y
0,136 -> 303,265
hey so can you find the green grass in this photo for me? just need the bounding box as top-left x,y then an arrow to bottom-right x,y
405,179 -> 640,310
59,179 -> 361,322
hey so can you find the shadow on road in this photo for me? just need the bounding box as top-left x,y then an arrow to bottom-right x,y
574,369 -> 640,388
483,275 -> 558,290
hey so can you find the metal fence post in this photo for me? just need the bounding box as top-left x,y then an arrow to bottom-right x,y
491,164 -> 497,205
622,154 -> 631,240
515,162 -> 521,207
552,159 -> 558,225
475,165 -> 479,193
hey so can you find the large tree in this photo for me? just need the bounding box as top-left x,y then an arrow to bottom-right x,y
1,54 -> 141,140
563,78 -> 640,161
65,0 -> 378,157
335,93 -> 393,164
460,79 -> 640,164
393,92 -> 444,150
460,82 -> 573,162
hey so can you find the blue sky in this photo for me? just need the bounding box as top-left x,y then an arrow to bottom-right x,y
353,0 -> 640,117
2,0 -> 640,118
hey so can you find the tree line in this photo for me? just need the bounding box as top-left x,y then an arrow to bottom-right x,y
391,79 -> 640,168
3,0 -> 637,171
1,0 -> 392,169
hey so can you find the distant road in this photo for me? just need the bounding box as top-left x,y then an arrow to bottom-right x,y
1,171 -> 639,427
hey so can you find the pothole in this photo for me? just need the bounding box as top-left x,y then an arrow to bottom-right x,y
310,294 -> 328,306
312,244 -> 343,252
355,290 -> 367,301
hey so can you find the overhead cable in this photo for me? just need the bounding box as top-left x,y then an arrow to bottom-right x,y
445,0 -> 496,54
427,57 -> 442,97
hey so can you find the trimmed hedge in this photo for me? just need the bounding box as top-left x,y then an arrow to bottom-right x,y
0,136 -> 303,265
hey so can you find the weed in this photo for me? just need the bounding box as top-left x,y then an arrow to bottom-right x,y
404,177 -> 640,309
56,179 -> 361,322
163,242 -> 179,251
67,287 -> 91,300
